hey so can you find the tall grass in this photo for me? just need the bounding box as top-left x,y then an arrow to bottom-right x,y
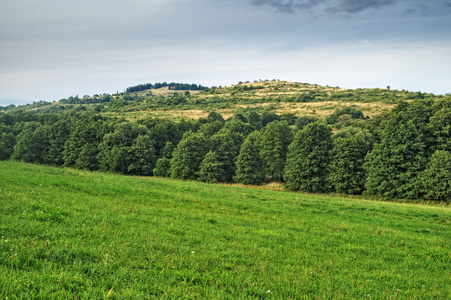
0,161 -> 449,299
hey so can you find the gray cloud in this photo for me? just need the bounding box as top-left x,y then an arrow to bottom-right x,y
340,0 -> 396,13
403,4 -> 431,16
249,0 -> 325,13
249,0 -> 396,14
444,2 -> 451,7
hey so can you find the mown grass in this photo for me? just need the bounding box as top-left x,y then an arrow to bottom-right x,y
0,161 -> 450,299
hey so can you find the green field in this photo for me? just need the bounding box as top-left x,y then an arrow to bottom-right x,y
1,161 -> 450,299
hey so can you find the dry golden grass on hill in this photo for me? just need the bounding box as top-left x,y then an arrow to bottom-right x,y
119,100 -> 394,122
25,80 -> 422,122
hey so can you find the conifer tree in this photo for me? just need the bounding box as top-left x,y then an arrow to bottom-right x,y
234,138 -> 264,185
284,122 -> 332,192
258,121 -> 293,182
208,130 -> 239,182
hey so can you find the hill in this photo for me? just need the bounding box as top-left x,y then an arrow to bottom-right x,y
1,80 -> 441,121
1,161 -> 450,298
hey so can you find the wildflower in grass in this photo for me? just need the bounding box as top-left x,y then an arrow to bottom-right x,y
267,290 -> 271,293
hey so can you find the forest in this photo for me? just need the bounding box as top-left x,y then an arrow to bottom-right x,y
1,82 -> 450,202
125,82 -> 207,93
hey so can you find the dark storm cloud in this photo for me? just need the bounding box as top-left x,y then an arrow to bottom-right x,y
249,0 -> 396,14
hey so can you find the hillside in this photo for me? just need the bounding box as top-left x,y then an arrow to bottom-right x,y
1,80 -> 451,202
1,161 -> 450,298
1,80 -> 441,121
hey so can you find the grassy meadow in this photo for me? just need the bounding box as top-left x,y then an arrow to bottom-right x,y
0,161 -> 450,299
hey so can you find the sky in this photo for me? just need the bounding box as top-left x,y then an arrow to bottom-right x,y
1,0 -> 450,106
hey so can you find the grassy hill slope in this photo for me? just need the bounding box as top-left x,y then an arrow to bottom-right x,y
4,80 -> 444,122
1,161 -> 450,299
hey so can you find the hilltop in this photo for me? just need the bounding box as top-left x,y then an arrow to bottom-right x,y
0,80 -> 441,121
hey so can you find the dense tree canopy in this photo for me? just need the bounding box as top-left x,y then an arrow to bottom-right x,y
98,122 -> 155,175
284,122 -> 332,193
364,106 -> 426,199
170,132 -> 209,180
1,95 -> 450,203
328,127 -> 373,195
234,137 -> 264,185
257,121 -> 293,182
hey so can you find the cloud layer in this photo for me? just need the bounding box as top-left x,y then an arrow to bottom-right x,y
0,0 -> 450,104
249,0 -> 396,14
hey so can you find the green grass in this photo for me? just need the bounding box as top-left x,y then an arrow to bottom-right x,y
1,161 -> 450,299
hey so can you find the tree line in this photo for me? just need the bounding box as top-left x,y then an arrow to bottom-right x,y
125,82 -> 207,93
1,98 -> 450,202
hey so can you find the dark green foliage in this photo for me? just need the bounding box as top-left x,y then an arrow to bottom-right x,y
208,130 -> 240,182
261,111 -> 280,126
98,122 -> 155,175
170,132 -> 209,180
207,111 -> 225,123
364,109 -> 426,199
326,107 -> 365,124
234,138 -> 264,185
247,111 -> 263,130
153,157 -> 171,177
284,122 -> 333,192
162,141 -> 175,159
76,143 -> 100,171
223,119 -> 254,137
279,113 -> 298,125
328,127 -> 373,195
429,106 -> 451,152
138,118 -> 182,158
45,120 -> 70,166
231,113 -> 248,123
125,82 -> 206,93
11,122 -> 48,164
127,135 -> 156,175
197,151 -> 226,183
404,99 -> 437,156
110,98 -> 128,109
198,121 -> 224,138
258,121 -> 293,182
419,150 -> 451,202
0,124 -> 15,160
63,114 -> 108,168
295,116 -> 317,130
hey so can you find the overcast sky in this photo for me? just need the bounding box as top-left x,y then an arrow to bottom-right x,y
1,0 -> 450,105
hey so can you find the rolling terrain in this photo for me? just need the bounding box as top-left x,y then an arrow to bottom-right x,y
2,80 -> 440,122
1,161 -> 449,299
